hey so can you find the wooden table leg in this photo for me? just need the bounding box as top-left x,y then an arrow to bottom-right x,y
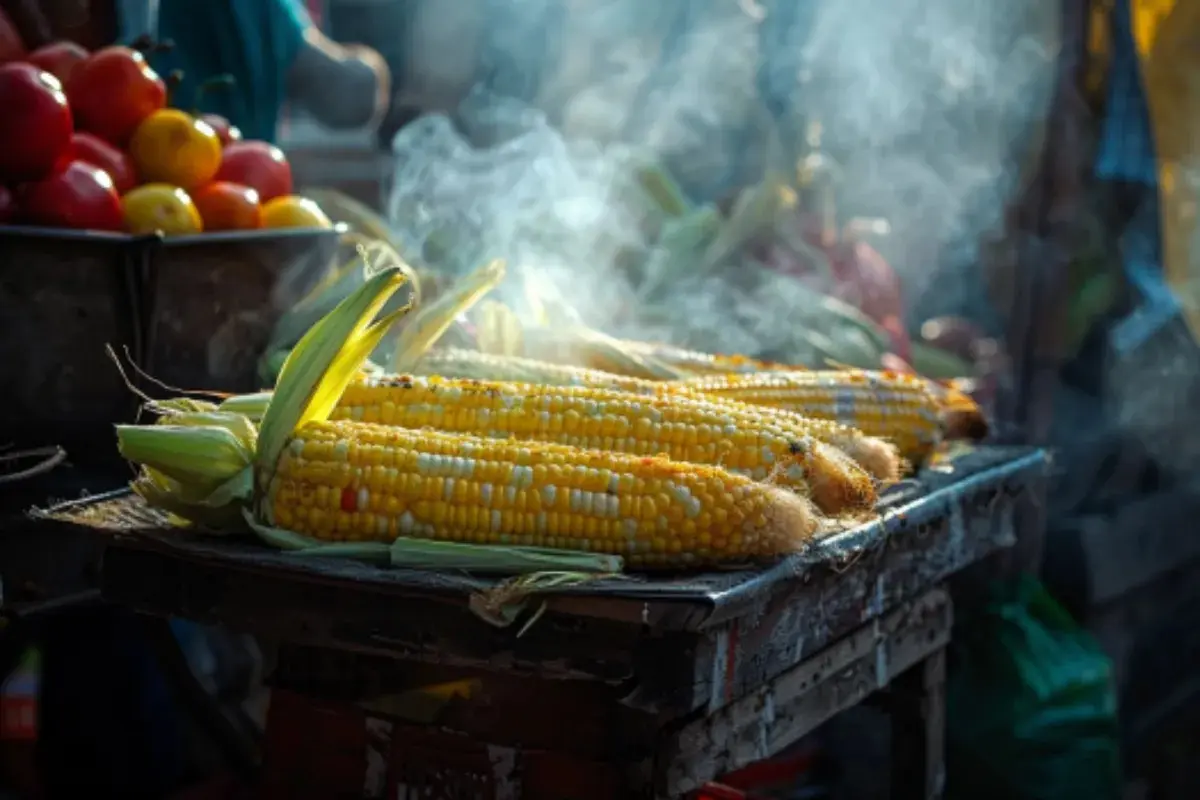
890,649 -> 947,800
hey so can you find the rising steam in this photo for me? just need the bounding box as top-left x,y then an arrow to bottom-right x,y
386,0 -> 1060,346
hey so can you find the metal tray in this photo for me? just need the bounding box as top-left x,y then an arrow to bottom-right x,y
0,227 -> 143,438
0,225 -> 343,442
139,227 -> 345,393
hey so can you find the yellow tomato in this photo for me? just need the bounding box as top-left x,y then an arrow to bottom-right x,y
122,184 -> 203,235
261,195 -> 333,229
128,109 -> 222,190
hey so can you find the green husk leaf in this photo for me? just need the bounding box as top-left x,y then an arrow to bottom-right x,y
117,424 -> 252,487
908,342 -> 975,380
244,508 -> 324,550
388,259 -> 506,372
154,410 -> 258,451
148,397 -> 220,415
262,237 -> 421,384
570,327 -> 686,380
388,539 -> 622,574
259,349 -> 290,386
635,162 -> 691,218
256,267 -> 411,479
638,205 -> 722,300
219,392 -> 273,422
243,508 -> 621,574
291,543 -> 394,562
699,177 -> 789,275
128,465 -> 252,529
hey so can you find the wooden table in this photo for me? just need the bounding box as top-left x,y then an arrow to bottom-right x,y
36,447 -> 1048,799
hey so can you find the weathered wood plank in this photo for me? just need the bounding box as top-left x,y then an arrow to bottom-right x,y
101,545 -> 691,684
691,486 -> 1016,713
268,645 -> 659,761
0,519 -> 104,609
661,587 -> 952,796
890,649 -> 947,800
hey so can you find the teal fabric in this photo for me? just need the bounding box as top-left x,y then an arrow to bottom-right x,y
135,0 -> 311,143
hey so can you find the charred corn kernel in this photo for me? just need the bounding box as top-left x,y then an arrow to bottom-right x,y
333,375 -> 877,515
268,420 -> 819,567
415,349 -> 660,393
615,340 -> 797,375
676,370 -> 965,463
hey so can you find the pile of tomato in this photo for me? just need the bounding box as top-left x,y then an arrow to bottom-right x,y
0,40 -> 332,236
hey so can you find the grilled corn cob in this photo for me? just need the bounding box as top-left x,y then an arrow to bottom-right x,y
333,375 -> 878,516
408,353 -> 898,481
415,349 -> 660,393
223,370 -> 901,484
267,420 -> 818,567
677,370 -> 987,462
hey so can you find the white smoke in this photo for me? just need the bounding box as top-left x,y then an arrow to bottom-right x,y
385,0 -> 1060,348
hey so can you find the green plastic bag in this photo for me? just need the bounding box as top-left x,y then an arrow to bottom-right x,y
947,576 -> 1123,800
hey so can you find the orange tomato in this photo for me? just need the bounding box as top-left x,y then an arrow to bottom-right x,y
128,109 -> 221,190
121,183 -> 202,235
192,182 -> 262,231
261,195 -> 332,229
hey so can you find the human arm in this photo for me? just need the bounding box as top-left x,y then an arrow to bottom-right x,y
285,16 -> 391,130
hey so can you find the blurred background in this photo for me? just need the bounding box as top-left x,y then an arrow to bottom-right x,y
2,0 -> 1199,797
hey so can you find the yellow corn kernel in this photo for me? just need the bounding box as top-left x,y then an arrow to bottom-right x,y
269,420 -> 820,568
676,370 -> 983,463
333,375 -> 877,516
656,390 -> 903,483
408,357 -> 896,481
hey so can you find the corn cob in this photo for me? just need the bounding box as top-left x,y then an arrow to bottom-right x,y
415,349 -> 661,394
616,340 -> 797,375
406,353 -> 899,481
697,408 -> 902,483
267,419 -> 818,568
225,371 -> 900,485
332,375 -> 878,516
676,370 -> 987,462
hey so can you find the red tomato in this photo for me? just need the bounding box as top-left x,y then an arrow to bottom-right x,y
20,160 -> 123,231
0,64 -> 72,182
67,46 -> 166,146
27,41 -> 89,85
70,132 -> 136,194
0,185 -> 16,223
214,141 -> 292,202
192,182 -> 262,231
199,113 -> 242,147
0,9 -> 24,65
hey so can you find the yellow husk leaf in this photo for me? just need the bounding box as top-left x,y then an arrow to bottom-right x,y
257,268 -> 411,476
388,259 -> 505,372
